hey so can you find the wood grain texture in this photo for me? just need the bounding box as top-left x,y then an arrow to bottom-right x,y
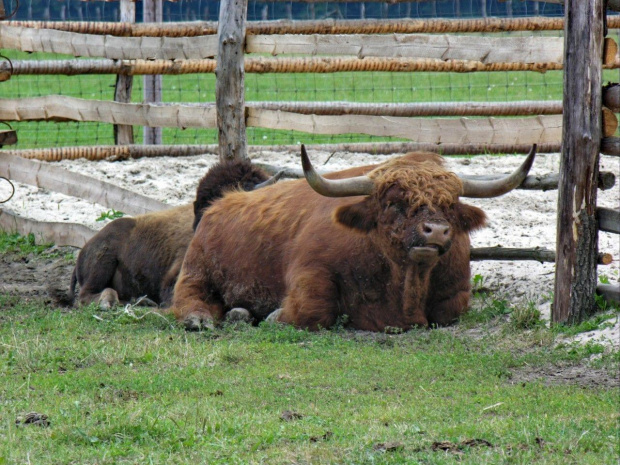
553,0 -> 605,324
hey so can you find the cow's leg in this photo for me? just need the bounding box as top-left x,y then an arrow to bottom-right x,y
171,267 -> 225,331
276,269 -> 339,331
427,289 -> 470,326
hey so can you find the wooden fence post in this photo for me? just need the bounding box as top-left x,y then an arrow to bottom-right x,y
216,0 -> 248,161
143,0 -> 163,145
553,0 -> 605,324
113,0 -> 135,145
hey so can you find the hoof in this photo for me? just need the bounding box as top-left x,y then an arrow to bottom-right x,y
265,308 -> 283,324
98,288 -> 119,310
184,312 -> 215,331
225,307 -> 254,324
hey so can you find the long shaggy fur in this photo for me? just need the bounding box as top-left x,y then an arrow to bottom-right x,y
172,152 -> 488,332
72,160 -> 271,308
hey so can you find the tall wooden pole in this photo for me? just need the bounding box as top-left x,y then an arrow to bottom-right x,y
216,0 -> 248,161
143,0 -> 163,145
553,0 -> 604,324
114,0 -> 135,145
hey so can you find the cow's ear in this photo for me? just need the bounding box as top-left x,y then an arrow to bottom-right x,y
453,202 -> 487,232
334,199 -> 377,232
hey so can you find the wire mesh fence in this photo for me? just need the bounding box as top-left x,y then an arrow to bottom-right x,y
1,1 -> 616,149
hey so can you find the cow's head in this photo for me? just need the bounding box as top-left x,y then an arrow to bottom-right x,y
301,145 -> 536,265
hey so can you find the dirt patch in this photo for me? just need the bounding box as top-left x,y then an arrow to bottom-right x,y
0,248 -> 76,305
509,363 -> 619,389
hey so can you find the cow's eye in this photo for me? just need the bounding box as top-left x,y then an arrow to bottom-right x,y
388,203 -> 406,214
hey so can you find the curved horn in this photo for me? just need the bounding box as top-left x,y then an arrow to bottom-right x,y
460,144 -> 537,198
301,145 -> 375,197
253,170 -> 284,190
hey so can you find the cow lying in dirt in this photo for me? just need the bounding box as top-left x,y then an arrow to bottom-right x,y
171,145 -> 536,331
71,159 -> 277,309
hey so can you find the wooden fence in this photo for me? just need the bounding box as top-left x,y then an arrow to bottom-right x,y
0,2 -> 619,319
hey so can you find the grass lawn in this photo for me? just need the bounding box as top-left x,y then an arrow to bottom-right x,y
0,287 -> 618,464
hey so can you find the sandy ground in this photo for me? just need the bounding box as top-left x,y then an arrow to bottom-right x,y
1,148 -> 619,348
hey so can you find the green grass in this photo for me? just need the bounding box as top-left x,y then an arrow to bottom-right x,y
0,231 -> 52,255
8,49 -> 617,149
0,293 -> 617,464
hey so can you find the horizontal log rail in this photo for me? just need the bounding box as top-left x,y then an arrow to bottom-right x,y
7,17 -> 620,36
470,247 -> 613,265
0,96 -> 218,128
0,98 -> 566,145
0,25 -> 219,60
597,284 -> 620,305
257,162 -> 616,192
0,153 -> 168,215
247,109 -> 563,145
249,100 -> 564,117
245,34 -> 565,64
597,207 -> 620,234
0,209 -> 96,248
2,26 -> 570,64
8,57 -> 620,77
0,96 -> 565,120
0,143 -> 566,162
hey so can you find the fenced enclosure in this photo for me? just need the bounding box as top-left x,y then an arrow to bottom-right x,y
1,0 -> 611,151
0,0 -> 619,324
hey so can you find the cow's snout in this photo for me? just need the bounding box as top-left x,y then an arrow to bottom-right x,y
420,222 -> 451,249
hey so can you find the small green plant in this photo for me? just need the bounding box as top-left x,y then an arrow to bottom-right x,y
96,209 -> 125,222
0,231 -> 51,255
511,301 -> 545,330
554,312 -> 618,337
598,274 -> 611,285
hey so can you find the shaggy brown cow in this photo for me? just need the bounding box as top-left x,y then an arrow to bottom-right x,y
172,146 -> 536,331
71,159 -> 275,309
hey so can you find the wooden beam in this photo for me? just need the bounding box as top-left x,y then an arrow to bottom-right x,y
257,163 -> 616,192
2,142 -> 565,163
553,0 -> 605,324
601,136 -> 620,156
597,284 -> 620,305
603,83 -> 620,112
0,25 -> 219,59
7,17 -> 620,36
142,0 -> 163,145
246,109 -> 563,145
1,57 -> 587,77
0,96 -> 218,128
470,247 -> 613,265
0,153 -> 167,215
216,0 -> 248,161
246,34 -> 564,64
0,210 -> 97,248
0,130 -> 17,147
602,107 -> 618,137
114,0 -> 136,145
597,207 -> 620,234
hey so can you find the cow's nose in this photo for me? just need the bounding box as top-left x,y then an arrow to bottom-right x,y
421,222 -> 451,246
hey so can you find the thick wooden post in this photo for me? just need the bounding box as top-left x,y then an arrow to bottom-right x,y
113,0 -> 135,145
553,1 -> 605,324
216,0 -> 248,161
143,0 -> 163,145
